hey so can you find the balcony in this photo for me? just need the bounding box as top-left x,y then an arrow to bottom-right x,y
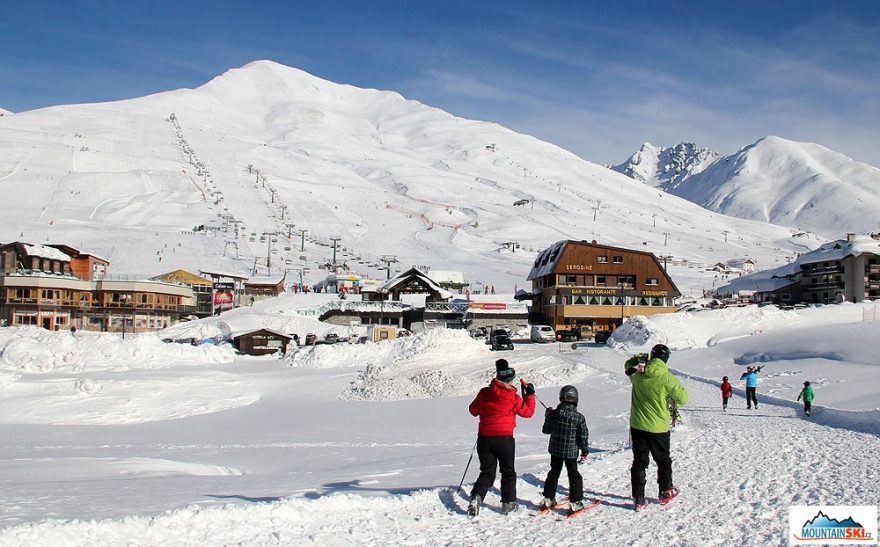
803,282 -> 844,291
803,265 -> 843,275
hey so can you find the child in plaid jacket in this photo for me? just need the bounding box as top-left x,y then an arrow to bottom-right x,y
540,385 -> 589,514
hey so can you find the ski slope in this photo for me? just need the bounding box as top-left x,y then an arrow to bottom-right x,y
0,61 -> 823,295
0,299 -> 877,545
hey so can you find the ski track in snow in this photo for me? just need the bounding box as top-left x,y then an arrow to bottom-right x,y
1,354 -> 876,546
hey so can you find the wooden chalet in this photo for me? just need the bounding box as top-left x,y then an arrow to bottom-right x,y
527,240 -> 680,333
365,268 -> 453,303
232,329 -> 292,356
244,276 -> 285,298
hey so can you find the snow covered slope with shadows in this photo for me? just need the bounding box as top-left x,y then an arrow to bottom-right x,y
0,61 -> 814,292
0,311 -> 877,545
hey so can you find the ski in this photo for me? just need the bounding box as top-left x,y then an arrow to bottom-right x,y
531,497 -> 569,516
562,498 -> 600,519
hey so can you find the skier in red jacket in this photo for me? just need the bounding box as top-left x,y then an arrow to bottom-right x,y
720,376 -> 732,412
467,359 -> 536,516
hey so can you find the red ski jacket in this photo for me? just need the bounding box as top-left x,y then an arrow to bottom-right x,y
469,378 -> 536,436
721,381 -> 732,398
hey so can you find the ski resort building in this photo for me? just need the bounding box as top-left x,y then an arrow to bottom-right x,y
718,233 -> 880,305
0,242 -> 196,331
527,240 -> 680,334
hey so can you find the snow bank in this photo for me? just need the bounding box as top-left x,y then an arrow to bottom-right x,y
608,302 -> 877,351
0,327 -> 233,373
325,329 -> 490,400
0,327 -> 259,425
160,293 -> 352,342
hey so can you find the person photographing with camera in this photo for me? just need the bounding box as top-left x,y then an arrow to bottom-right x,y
624,344 -> 688,511
466,359 -> 536,516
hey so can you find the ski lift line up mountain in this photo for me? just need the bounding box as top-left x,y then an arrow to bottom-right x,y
0,61 -> 815,292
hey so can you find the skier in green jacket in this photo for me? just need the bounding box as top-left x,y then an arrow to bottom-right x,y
797,381 -> 814,417
624,344 -> 688,510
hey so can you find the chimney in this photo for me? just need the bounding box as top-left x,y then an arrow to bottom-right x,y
846,233 -> 856,242
592,240 -> 597,245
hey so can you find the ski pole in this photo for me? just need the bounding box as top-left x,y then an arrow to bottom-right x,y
457,438 -> 478,494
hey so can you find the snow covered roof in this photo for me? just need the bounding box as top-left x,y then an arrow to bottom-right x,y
199,269 -> 249,280
380,268 -> 453,299
426,270 -> 465,284
22,243 -> 70,261
231,328 -> 292,340
245,276 -> 285,285
796,235 -> 880,266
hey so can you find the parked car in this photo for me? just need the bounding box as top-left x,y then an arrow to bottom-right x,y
490,334 -> 514,351
593,330 -> 612,344
485,328 -> 508,345
530,325 -> 555,343
304,333 -> 318,346
323,333 -> 339,344
470,327 -> 487,339
556,329 -> 579,342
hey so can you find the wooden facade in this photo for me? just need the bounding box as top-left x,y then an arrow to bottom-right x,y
47,244 -> 109,280
233,329 -> 291,355
527,240 -> 680,332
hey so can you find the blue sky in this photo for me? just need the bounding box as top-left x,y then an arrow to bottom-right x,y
1,1 -> 879,166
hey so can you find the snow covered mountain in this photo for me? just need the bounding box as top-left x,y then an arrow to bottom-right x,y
615,137 -> 880,238
0,61 -> 811,291
0,108 -> 11,116
611,141 -> 719,190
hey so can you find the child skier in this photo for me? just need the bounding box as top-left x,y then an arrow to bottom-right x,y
540,385 -> 590,515
797,381 -> 814,417
720,376 -> 732,411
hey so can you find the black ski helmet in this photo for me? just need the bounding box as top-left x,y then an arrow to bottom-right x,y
804,381 -> 811,386
559,385 -> 578,404
650,344 -> 671,363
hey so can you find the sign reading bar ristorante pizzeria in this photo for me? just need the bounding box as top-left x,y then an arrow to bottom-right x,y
565,288 -> 669,297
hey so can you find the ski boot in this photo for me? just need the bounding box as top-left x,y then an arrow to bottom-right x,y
500,502 -> 519,514
659,487 -> 680,505
540,497 -> 557,510
568,500 -> 586,515
633,497 -> 648,511
467,494 -> 481,517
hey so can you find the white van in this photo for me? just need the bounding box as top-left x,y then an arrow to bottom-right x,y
530,325 -> 555,343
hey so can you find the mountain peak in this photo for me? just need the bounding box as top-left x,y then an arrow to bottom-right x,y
612,141 -> 718,189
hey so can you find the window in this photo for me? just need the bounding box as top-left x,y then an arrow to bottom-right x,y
565,275 -> 577,284
646,278 -> 659,286
613,256 -> 623,264
597,256 -> 608,263
596,275 -> 606,286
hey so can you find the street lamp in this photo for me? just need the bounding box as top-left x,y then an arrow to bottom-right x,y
618,281 -> 626,328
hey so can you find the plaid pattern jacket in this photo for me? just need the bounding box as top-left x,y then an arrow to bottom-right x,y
542,402 -> 589,459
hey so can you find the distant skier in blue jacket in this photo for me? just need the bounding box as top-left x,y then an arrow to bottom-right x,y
739,366 -> 764,410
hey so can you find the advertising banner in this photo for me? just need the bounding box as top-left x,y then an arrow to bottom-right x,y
212,282 -> 235,315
